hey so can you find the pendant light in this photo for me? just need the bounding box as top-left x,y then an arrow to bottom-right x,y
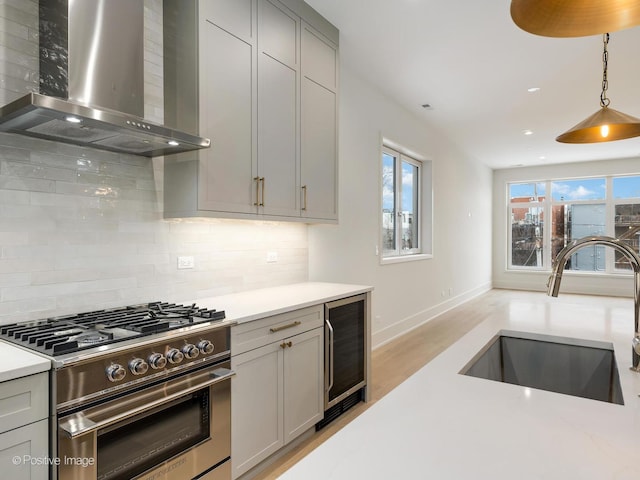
510,0 -> 640,38
556,33 -> 640,144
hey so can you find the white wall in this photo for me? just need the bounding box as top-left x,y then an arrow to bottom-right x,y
493,157 -> 640,296
309,66 -> 493,348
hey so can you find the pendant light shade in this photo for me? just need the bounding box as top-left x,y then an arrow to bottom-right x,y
556,33 -> 640,144
556,107 -> 640,143
510,0 -> 640,37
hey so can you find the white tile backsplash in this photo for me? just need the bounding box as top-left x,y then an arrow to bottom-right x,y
0,0 -> 309,324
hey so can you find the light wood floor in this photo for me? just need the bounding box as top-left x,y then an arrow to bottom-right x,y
252,289 -> 499,479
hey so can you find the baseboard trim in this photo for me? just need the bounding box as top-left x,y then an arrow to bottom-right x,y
372,282 -> 492,350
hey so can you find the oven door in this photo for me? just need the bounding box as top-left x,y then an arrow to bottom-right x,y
57,362 -> 234,480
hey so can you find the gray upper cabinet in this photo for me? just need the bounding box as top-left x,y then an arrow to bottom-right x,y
301,23 -> 338,220
257,0 -> 299,217
198,0 -> 256,215
163,0 -> 339,223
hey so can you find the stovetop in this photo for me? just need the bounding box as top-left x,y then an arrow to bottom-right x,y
0,302 -> 226,356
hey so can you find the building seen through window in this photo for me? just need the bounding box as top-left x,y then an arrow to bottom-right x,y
508,176 -> 640,272
382,146 -> 422,259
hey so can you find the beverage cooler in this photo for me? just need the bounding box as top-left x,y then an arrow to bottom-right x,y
318,293 -> 368,429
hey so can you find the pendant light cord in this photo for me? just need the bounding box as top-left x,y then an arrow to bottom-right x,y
600,33 -> 610,108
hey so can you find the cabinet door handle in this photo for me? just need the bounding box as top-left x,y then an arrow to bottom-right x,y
286,341 -> 292,348
301,185 -> 307,211
253,177 -> 260,206
280,342 -> 286,349
260,177 -> 265,206
269,321 -> 301,333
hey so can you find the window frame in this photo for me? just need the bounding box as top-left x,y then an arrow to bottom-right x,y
507,174 -> 640,274
380,142 -> 432,264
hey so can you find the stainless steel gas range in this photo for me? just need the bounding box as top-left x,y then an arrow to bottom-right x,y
0,302 -> 235,480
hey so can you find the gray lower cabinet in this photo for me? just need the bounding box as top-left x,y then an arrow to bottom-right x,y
0,372 -> 49,480
230,306 -> 324,479
163,0 -> 339,223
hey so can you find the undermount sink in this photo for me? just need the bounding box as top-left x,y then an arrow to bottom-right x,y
459,330 -> 624,405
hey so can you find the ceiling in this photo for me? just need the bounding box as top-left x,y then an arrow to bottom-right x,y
304,0 -> 640,170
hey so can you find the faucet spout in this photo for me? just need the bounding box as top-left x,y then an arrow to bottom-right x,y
547,235 -> 640,372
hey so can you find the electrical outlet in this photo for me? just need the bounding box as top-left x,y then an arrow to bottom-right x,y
266,251 -> 278,263
177,256 -> 195,269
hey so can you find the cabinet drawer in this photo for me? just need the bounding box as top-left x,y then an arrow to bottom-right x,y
0,373 -> 48,434
231,305 -> 323,355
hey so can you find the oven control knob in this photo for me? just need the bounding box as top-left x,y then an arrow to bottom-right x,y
106,363 -> 126,382
148,353 -> 167,370
129,358 -> 149,375
182,343 -> 200,359
166,348 -> 184,364
197,340 -> 215,355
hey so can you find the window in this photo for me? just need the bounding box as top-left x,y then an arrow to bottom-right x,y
613,175 -> 640,271
381,145 -> 427,261
508,175 -> 640,273
509,182 -> 545,268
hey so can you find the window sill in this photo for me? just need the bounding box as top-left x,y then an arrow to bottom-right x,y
505,268 -> 633,277
381,253 -> 433,265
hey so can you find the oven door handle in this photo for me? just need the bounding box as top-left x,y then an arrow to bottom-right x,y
59,368 -> 235,439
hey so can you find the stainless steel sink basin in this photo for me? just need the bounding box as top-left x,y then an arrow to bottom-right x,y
460,330 -> 624,405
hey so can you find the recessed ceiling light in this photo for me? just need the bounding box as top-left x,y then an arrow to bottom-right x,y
523,129 -> 534,135
527,87 -> 541,93
539,155 -> 546,160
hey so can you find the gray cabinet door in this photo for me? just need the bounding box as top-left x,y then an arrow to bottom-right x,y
231,341 -> 284,479
283,327 -> 324,443
198,0 -> 257,214
301,24 -> 338,221
257,0 -> 299,217
0,419 -> 48,480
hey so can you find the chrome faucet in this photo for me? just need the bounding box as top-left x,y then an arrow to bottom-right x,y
547,235 -> 640,372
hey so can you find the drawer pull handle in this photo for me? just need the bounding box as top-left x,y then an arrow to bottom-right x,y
270,321 -> 301,333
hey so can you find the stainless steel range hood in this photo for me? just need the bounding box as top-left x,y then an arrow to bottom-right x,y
0,0 -> 210,157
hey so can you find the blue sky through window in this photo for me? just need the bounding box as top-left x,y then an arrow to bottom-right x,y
551,178 -> 605,201
509,182 -> 545,200
510,176 -> 640,201
613,176 -> 640,199
382,153 -> 395,210
401,161 -> 416,211
383,154 -> 417,211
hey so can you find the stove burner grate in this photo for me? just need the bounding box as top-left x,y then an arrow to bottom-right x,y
0,301 -> 225,355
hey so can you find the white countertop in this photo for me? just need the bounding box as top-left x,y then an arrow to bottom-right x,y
194,282 -> 372,324
279,290 -> 640,480
0,283 -> 369,383
0,341 -> 51,382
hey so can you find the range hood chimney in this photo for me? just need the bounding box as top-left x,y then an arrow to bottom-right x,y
0,0 -> 210,157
